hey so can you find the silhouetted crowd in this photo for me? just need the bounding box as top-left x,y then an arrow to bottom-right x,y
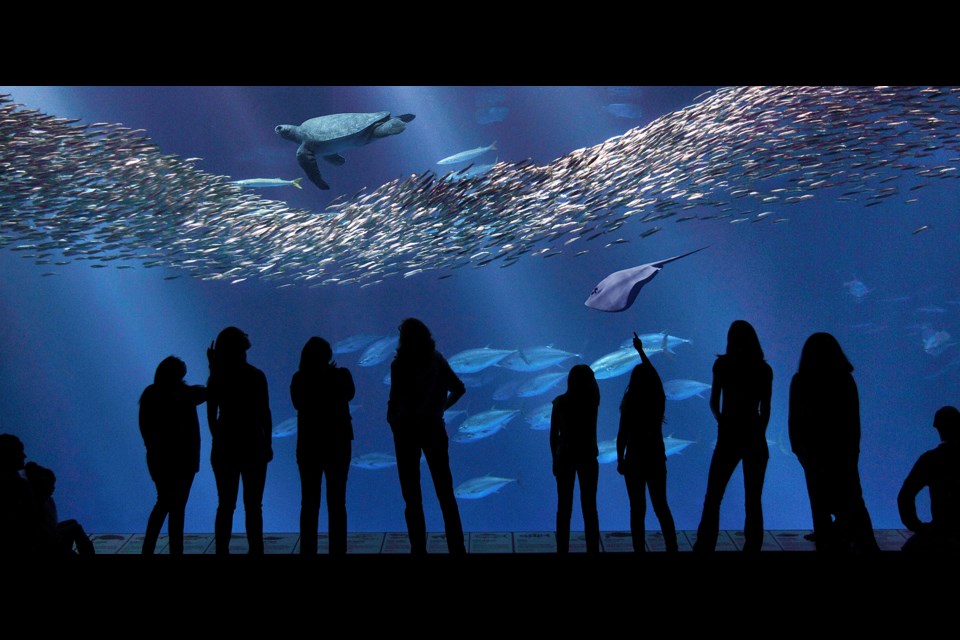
1,318 -> 957,556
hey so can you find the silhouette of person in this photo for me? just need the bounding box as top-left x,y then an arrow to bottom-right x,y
23,461 -> 95,556
897,405 -> 960,553
0,434 -> 34,555
138,355 -> 206,555
617,334 -> 678,553
291,337 -> 355,555
693,320 -> 773,553
207,327 -> 273,555
551,363 -> 601,554
386,318 -> 466,554
789,332 -> 879,553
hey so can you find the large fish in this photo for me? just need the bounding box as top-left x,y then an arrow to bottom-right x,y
272,416 -> 297,438
589,346 -> 646,380
524,402 -> 554,430
516,372 -> 567,398
456,409 -> 519,438
585,247 -> 709,313
454,475 -> 516,499
437,142 -> 497,165
350,452 -> 398,470
333,333 -> 383,354
663,379 -> 711,400
498,346 -> 579,373
620,332 -> 690,354
358,335 -> 399,367
448,347 -> 516,374
664,436 -> 695,456
231,177 -> 303,189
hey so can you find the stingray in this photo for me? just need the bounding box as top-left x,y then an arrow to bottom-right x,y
584,246 -> 709,312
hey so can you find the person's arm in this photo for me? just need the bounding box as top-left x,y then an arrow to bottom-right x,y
616,407 -> 628,475
758,364 -> 772,432
898,456 -> 929,533
443,357 -> 466,410
549,400 -> 560,476
709,361 -> 722,424
206,378 -> 218,438
633,333 -> 651,366
259,371 -> 273,462
787,375 -> 805,462
342,368 -> 356,403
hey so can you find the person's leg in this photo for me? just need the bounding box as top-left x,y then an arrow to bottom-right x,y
555,465 -> 576,554
142,474 -> 170,555
299,462 -> 321,555
578,458 -> 600,554
647,462 -> 678,553
241,461 -> 268,555
166,472 -> 195,555
741,451 -> 769,553
393,431 -> 426,554
212,459 -> 240,555
423,428 -> 465,554
693,441 -> 740,552
624,470 -> 647,552
325,441 -> 351,555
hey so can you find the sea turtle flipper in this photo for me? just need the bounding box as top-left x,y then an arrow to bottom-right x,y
323,153 -> 346,166
297,144 -> 329,190
398,113 -> 416,123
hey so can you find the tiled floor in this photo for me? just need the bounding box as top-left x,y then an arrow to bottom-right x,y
87,529 -> 915,554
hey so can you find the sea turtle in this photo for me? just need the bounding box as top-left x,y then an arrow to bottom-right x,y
275,111 -> 416,190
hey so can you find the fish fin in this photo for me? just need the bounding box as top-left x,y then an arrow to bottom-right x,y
489,141 -> 497,151
324,154 -> 346,166
398,113 -> 416,123
296,145 -> 329,190
292,177 -> 303,189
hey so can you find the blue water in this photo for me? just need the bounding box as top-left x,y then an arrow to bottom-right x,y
1,86 -> 956,535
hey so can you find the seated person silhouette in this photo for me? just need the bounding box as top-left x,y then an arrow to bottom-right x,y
24,462 -> 95,556
898,405 -> 960,553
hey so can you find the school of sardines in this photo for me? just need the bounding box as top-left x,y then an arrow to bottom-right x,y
2,86 -> 959,286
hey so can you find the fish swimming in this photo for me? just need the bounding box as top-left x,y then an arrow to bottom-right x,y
515,372 -> 567,398
843,278 -> 872,301
448,347 -> 516,374
437,141 -> 497,165
333,333 -> 383,354
272,416 -> 297,438
231,177 -> 303,189
589,344 -> 663,380
922,327 -> 954,356
663,379 -> 711,400
663,436 -> 695,456
524,403 -> 554,430
456,409 -> 519,440
603,103 -> 644,119
454,475 -> 516,499
350,452 -> 398,470
498,346 -> 579,372
358,335 -> 399,367
585,247 -> 709,312
598,439 -> 618,464
619,332 -> 688,353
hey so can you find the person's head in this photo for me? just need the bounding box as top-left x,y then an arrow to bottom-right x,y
621,363 -> 662,410
300,337 -> 333,373
934,405 -> 960,442
24,461 -> 55,498
214,326 -> 251,364
154,355 -> 187,386
0,434 -> 25,473
396,318 -> 435,359
798,332 -> 853,376
725,320 -> 764,361
566,364 -> 600,405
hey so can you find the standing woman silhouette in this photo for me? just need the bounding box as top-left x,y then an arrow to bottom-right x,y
386,318 -> 466,555
789,332 -> 879,553
617,334 -> 678,553
207,327 -> 273,555
551,363 -> 602,554
139,356 -> 206,555
693,320 -> 773,553
291,337 -> 355,555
